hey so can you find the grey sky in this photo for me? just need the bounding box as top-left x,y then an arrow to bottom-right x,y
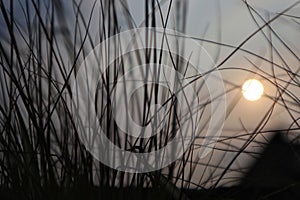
1,0 -> 299,187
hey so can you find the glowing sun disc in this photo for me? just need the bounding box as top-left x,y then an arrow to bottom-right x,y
242,79 -> 264,101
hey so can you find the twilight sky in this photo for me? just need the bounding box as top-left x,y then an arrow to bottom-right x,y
1,0 -> 299,187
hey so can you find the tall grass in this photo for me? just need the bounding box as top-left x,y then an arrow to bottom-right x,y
0,0 -> 299,199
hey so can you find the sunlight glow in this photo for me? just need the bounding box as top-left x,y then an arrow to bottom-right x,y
242,79 -> 264,101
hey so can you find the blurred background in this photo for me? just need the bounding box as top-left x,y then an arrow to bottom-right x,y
0,0 -> 299,199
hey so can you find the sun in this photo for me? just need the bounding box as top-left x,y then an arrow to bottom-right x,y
242,79 -> 264,101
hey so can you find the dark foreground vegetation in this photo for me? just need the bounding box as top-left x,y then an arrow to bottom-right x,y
0,0 -> 299,199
